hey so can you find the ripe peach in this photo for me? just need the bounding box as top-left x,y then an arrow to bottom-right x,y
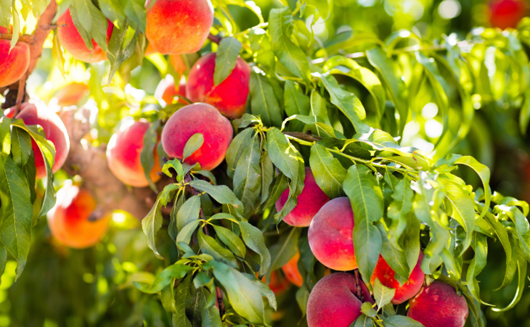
106,120 -> 162,187
308,197 -> 357,271
57,9 -> 114,63
47,184 -> 110,248
407,281 -> 469,327
262,271 -> 291,296
281,251 -> 303,287
155,77 -> 187,105
145,0 -> 213,55
186,53 -> 250,119
6,103 -> 70,179
161,103 -> 233,171
370,252 -> 425,304
0,26 -> 30,87
489,0 -> 527,29
54,83 -> 89,107
307,273 -> 373,327
275,167 -> 329,227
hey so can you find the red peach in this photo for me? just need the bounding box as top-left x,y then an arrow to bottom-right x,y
281,251 -> 303,287
407,281 -> 469,327
6,103 -> 70,179
186,53 -> 250,119
54,82 -> 89,107
370,252 -> 425,304
307,273 -> 373,327
308,197 -> 357,271
262,271 -> 291,296
0,26 -> 30,87
47,184 -> 110,248
275,167 -> 329,227
489,0 -> 527,29
161,103 -> 233,171
155,76 -> 187,105
106,120 -> 162,187
57,9 -> 114,63
145,0 -> 213,55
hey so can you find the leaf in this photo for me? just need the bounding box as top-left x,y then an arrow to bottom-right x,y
343,165 -> 384,282
141,196 -> 165,260
176,195 -> 201,231
176,220 -> 200,247
233,133 -> 261,216
295,286 -> 309,316
189,180 -> 244,213
212,225 -> 246,258
378,225 -> 410,283
491,247 -> 527,312
226,128 -> 254,178
0,156 -> 32,279
134,263 -> 193,294
198,230 -> 238,268
250,71 -> 283,127
361,302 -> 377,317
284,80 -> 310,131
0,245 -> 6,278
124,0 -> 147,32
453,156 -> 491,219
99,0 -> 125,26
372,279 -> 396,308
387,178 -> 413,250
266,128 -> 302,180
182,133 -> 204,161
309,143 -> 347,198
239,221 -> 271,275
353,314 -> 375,327
211,261 -> 265,324
467,233 -> 488,302
244,274 -> 278,311
10,120 -> 31,167
173,275 -> 192,327
269,228 -> 301,273
72,0 -> 109,52
202,306 -> 222,327
214,37 -> 243,85
383,315 -> 425,327
107,22 -> 138,83
268,7 -> 311,82
319,74 -> 370,134
140,120 -> 159,192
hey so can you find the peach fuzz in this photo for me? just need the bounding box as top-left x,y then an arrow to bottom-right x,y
6,103 -> 70,179
370,252 -> 425,304
106,120 -> 162,187
54,83 -> 89,107
307,273 -> 373,327
155,77 -> 187,105
407,281 -> 469,327
161,103 -> 233,171
57,9 -> 114,63
186,53 -> 250,119
0,26 -> 30,87
146,0 -> 213,55
308,197 -> 357,271
281,251 -> 303,287
275,167 -> 329,227
47,184 -> 110,248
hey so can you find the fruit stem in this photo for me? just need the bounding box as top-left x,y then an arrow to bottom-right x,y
354,270 -> 365,302
208,33 -> 222,45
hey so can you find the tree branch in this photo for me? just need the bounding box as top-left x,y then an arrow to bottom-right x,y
208,33 -> 221,45
282,131 -> 323,142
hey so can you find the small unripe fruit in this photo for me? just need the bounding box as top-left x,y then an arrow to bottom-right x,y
275,167 -> 329,227
0,26 -> 30,87
47,184 -> 110,248
407,281 -> 469,327
161,103 -> 233,171
57,9 -> 114,63
186,53 -> 251,119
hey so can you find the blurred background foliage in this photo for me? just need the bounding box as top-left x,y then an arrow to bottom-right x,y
3,0 -> 530,326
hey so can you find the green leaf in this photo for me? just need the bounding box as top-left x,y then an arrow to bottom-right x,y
211,261 -> 265,324
72,0 -> 109,52
173,275 -> 192,327
214,37 -> 242,85
467,233 -> 488,302
176,220 -> 200,247
268,7 -> 311,82
343,165 -> 384,282
372,278 -> 396,308
244,273 -> 278,311
266,128 -> 302,180
353,314 -> 375,327
226,128 -> 254,178
383,315 -> 425,327
0,156 -> 32,279
0,245 -> 6,278
198,230 -> 238,268
378,225 -> 409,283
233,133 -> 261,216
284,80 -> 310,131
239,221 -> 271,275
454,156 -> 491,219
202,306 -> 223,327
492,247 -> 527,312
10,125 -> 31,166
134,263 -> 193,294
107,22 -> 138,83
124,0 -> 147,32
99,0 -> 125,26
189,180 -> 244,213
361,302 -> 377,318
309,143 -> 347,198
141,194 -> 165,260
387,178 -> 413,250
182,133 -> 204,161
140,120 -> 159,192
269,227 -> 301,273
319,74 -> 370,134
250,71 -> 283,127
176,195 -> 201,231
0,116 -> 11,157
212,225 -> 246,258
295,286 -> 309,316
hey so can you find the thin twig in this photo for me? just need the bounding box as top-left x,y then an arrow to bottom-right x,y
354,270 -> 364,302
208,33 -> 222,45
0,33 -> 34,42
14,74 -> 26,116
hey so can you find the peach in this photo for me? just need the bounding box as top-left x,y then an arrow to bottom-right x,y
54,83 -> 89,107
57,9 -> 114,63
275,167 -> 329,227
47,184 -> 110,248
370,252 -> 425,304
281,251 -> 303,287
106,119 -> 162,187
307,273 -> 373,327
186,53 -> 250,119
145,0 -> 213,55
308,197 -> 357,271
161,103 -> 233,171
489,0 -> 526,29
262,271 -> 291,296
407,281 -> 469,327
6,103 -> 70,179
155,77 -> 187,105
0,26 -> 30,87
